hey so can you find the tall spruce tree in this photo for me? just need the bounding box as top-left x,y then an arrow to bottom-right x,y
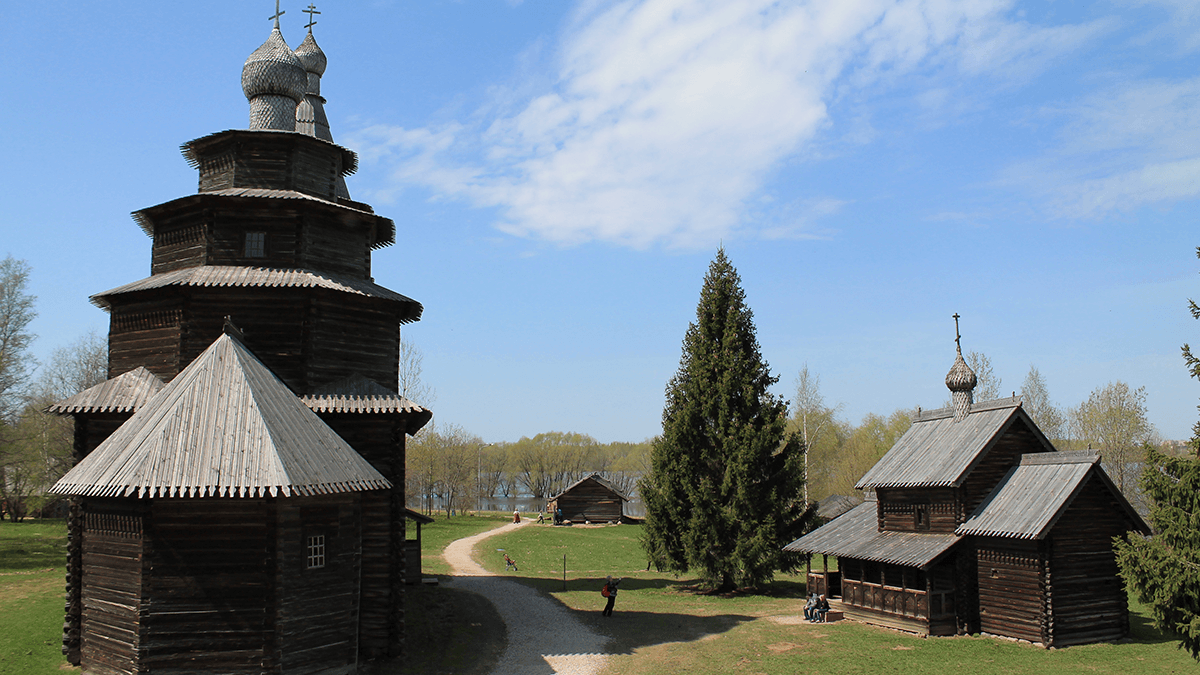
640,248 -> 814,591
1114,245 -> 1200,659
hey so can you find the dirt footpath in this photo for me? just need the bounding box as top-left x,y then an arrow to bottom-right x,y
443,520 -> 611,675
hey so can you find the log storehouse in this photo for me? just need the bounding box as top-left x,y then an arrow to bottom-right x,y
47,9 -> 431,674
785,334 -> 1150,648
547,474 -> 629,524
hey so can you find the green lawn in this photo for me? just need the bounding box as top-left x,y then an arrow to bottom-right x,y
0,519 -> 73,675
474,522 -> 1197,675
413,510 -> 514,576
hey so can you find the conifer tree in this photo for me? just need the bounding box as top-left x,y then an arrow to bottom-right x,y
640,248 -> 815,591
1114,245 -> 1200,659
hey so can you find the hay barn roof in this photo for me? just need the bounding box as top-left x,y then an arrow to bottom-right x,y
783,500 -> 961,568
45,367 -> 165,415
51,333 -> 390,499
856,397 -> 1054,490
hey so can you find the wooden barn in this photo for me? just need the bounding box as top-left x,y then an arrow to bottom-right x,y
547,474 -> 629,524
785,336 -> 1149,647
48,12 -> 431,673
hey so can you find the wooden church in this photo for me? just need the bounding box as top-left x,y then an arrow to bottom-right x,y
785,328 -> 1149,648
48,7 -> 431,673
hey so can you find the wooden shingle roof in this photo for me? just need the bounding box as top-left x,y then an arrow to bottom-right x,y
301,374 -> 433,433
45,367 -> 164,415
783,500 -> 961,569
856,397 -> 1054,490
51,333 -> 390,499
956,451 -> 1149,539
550,474 -> 630,502
90,266 -> 422,323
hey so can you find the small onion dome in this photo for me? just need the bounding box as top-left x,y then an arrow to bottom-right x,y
241,26 -> 307,104
945,349 -> 977,393
294,32 -> 327,77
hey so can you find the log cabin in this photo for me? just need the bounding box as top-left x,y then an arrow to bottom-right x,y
785,332 -> 1149,647
547,474 -> 629,524
48,12 -> 431,673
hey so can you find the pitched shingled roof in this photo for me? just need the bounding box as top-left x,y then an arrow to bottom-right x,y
549,474 -> 630,502
856,397 -> 1054,490
45,367 -> 165,415
783,500 -> 961,569
51,333 -> 390,499
956,451 -> 1149,539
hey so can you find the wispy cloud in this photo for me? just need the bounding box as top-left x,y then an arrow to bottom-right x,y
347,0 -> 1108,249
1003,78 -> 1200,217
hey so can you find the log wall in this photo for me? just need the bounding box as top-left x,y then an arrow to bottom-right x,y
141,499 -> 271,674
975,538 -> 1044,644
273,495 -> 362,675
1046,477 -> 1133,647
108,303 -> 182,381
79,499 -> 146,675
874,487 -> 958,532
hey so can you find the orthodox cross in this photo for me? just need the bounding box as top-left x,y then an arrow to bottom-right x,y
304,3 -> 320,31
952,313 -> 962,351
270,0 -> 285,28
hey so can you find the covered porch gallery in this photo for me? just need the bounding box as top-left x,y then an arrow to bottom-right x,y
785,501 -> 963,636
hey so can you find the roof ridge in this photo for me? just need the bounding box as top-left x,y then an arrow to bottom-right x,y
1019,450 -> 1099,466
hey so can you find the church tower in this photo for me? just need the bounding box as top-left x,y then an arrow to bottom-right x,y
51,6 -> 430,671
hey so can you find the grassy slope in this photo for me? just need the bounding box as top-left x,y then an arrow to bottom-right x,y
476,522 -> 1196,675
415,511 -> 513,576
0,519 -> 72,675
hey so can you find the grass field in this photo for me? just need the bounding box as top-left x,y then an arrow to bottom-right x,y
475,521 -> 1197,675
0,519 -> 72,675
414,510 -> 514,576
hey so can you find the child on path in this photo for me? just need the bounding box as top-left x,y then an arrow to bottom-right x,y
601,575 -> 620,617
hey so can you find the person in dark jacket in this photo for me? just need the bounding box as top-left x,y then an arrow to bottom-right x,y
811,594 -> 830,622
602,575 -> 620,616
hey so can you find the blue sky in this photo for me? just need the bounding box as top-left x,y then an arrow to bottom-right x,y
3,1 -> 1198,443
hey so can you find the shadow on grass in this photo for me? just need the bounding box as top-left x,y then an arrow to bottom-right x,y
471,571 -> 761,656
1127,608 -> 1179,646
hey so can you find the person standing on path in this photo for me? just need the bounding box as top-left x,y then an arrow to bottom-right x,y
601,575 -> 619,617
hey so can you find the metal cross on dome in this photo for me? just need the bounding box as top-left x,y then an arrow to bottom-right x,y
304,3 -> 321,31
952,313 -> 962,350
270,0 -> 285,27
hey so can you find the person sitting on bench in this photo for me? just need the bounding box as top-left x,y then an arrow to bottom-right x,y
812,594 -> 830,622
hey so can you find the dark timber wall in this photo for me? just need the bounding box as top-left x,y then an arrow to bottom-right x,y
80,500 -> 146,675
975,538 -> 1044,643
875,487 -> 958,533
1046,478 -> 1132,647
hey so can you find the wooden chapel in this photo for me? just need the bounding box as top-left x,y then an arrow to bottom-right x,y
49,8 -> 431,674
785,323 -> 1149,648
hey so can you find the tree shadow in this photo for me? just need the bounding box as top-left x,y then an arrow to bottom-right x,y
1127,609 -> 1179,646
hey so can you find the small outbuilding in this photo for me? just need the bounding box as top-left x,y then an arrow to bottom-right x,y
404,508 -> 435,584
547,474 -> 629,524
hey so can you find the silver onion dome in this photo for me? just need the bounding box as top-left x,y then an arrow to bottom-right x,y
945,349 -> 977,392
242,25 -> 308,130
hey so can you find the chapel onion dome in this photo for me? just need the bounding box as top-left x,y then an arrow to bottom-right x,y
945,349 -> 977,393
295,32 -> 327,83
241,24 -> 308,131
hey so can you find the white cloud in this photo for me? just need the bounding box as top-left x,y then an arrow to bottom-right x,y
1003,78 -> 1200,217
348,0 -> 1107,249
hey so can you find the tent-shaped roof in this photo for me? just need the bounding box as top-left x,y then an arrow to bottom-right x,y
51,332 -> 390,499
550,474 -> 629,502
856,397 -> 1054,490
45,366 -> 164,415
957,451 -> 1149,539
784,499 -> 961,569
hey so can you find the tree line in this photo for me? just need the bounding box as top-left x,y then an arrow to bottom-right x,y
0,256 -> 107,521
404,426 -> 651,517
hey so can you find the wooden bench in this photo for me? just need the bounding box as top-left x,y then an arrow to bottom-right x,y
821,610 -> 844,622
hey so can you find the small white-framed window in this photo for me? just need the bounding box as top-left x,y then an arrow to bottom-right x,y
306,534 -> 326,569
245,232 -> 266,258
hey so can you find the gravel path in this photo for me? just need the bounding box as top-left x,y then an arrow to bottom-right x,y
443,520 -> 610,675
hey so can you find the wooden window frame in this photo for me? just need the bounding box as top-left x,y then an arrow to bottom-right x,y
245,231 -> 266,258
306,533 -> 326,569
